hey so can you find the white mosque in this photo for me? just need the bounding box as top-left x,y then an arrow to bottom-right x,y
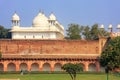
10,12 -> 64,39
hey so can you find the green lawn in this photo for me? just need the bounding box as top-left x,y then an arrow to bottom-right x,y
0,73 -> 119,80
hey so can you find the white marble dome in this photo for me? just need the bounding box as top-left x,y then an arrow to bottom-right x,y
32,12 -> 49,27
12,13 -> 20,21
11,12 -> 64,39
49,13 -> 56,20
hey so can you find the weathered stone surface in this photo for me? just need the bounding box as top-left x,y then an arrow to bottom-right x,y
0,39 -> 100,54
0,38 -> 107,72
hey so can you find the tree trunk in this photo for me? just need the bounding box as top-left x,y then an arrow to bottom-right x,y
69,72 -> 74,80
73,72 -> 76,80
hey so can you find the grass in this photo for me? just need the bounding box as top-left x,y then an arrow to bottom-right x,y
0,73 -> 119,80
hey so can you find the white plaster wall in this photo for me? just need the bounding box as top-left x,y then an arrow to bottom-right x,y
12,32 -> 57,39
50,33 -> 56,39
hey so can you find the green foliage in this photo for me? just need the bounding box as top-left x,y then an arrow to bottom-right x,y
66,23 -> 109,40
90,24 -> 99,40
0,52 -> 2,58
82,26 -> 91,40
66,24 -> 83,40
99,28 -> 110,38
61,63 -> 83,80
100,37 -> 120,69
82,24 -> 109,40
0,25 -> 11,39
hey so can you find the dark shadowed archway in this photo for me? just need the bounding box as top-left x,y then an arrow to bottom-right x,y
31,63 -> 39,71
78,63 -> 85,71
20,63 -> 28,71
43,63 -> 50,71
88,63 -> 96,72
0,63 -> 3,71
7,63 -> 16,71
54,63 -> 62,71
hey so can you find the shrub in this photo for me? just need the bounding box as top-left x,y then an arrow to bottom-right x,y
0,52 -> 2,58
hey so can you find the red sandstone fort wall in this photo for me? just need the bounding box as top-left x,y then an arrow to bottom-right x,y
0,39 -> 99,54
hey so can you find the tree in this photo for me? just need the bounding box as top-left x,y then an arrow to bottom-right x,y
66,24 -> 83,40
61,63 -> 83,80
66,23 -> 109,40
98,28 -> 109,38
0,52 -> 2,58
100,37 -> 120,70
0,25 -> 11,39
90,24 -> 100,40
82,26 -> 91,40
82,24 -> 109,40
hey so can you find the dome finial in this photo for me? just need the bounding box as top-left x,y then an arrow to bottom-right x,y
39,9 -> 41,13
39,9 -> 42,13
39,9 -> 44,14
51,11 -> 53,14
42,10 -> 44,14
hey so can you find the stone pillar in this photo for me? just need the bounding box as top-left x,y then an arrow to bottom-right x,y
84,62 -> 89,71
39,62 -> 43,71
16,63 -> 20,71
27,62 -> 32,71
96,62 -> 100,72
4,62 -> 8,71
50,65 -> 54,72
50,62 -> 55,72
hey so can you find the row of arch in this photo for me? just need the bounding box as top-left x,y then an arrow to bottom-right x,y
0,62 -> 104,72
0,63 -> 62,71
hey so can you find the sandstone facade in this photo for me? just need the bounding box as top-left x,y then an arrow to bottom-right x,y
0,38 -> 107,72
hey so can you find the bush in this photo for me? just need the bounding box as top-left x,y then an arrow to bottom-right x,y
0,52 -> 2,58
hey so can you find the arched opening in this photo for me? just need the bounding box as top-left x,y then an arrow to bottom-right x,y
88,63 -> 96,72
54,63 -> 62,71
100,66 -> 105,72
43,63 -> 50,71
0,63 -> 4,71
31,63 -> 39,71
7,63 -> 16,71
78,63 -> 85,71
20,63 -> 28,71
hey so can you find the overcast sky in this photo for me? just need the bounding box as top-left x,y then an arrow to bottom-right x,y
0,0 -> 120,32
